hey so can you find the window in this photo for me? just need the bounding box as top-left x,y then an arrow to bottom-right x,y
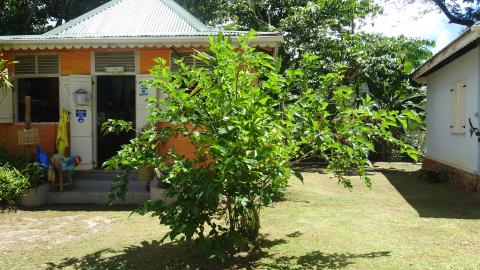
171,51 -> 210,72
15,54 -> 59,75
17,78 -> 59,122
450,81 -> 466,134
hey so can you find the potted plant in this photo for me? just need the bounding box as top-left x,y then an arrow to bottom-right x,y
137,166 -> 154,181
19,163 -> 50,207
150,167 -> 176,204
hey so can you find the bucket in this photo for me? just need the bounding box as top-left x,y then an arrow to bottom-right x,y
137,166 -> 154,181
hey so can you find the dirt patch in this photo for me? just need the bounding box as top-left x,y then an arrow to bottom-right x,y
0,214 -> 113,255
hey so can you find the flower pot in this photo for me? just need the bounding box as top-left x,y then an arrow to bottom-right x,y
20,183 -> 50,207
150,178 -> 176,205
137,166 -> 154,181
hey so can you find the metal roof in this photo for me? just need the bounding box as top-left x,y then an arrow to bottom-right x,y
412,25 -> 480,83
45,0 -> 210,36
0,0 -> 283,51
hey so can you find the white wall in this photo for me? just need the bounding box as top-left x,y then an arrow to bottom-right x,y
426,47 -> 479,173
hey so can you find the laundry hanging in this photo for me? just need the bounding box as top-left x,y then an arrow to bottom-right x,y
56,108 -> 70,156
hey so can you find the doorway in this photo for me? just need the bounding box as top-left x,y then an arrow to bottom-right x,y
96,76 -> 136,167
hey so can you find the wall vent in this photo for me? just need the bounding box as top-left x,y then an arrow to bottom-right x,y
171,52 -> 210,72
14,55 -> 36,74
95,51 -> 135,73
14,54 -> 59,75
38,55 -> 59,74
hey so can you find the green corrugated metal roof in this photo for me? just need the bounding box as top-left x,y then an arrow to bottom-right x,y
0,0 -> 283,50
45,0 -> 211,36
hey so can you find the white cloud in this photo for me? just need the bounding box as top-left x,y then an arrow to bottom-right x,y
363,1 -> 465,53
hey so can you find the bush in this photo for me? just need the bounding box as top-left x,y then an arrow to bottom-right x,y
0,164 -> 29,210
0,146 -> 45,188
104,32 -> 420,258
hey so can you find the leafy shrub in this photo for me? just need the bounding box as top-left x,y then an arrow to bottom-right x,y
0,164 -> 29,210
0,146 -> 45,188
104,32 -> 420,257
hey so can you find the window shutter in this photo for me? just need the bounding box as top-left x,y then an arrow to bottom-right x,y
37,55 -> 59,74
457,83 -> 466,131
95,51 -> 135,72
0,86 -> 13,123
450,87 -> 457,131
14,55 -> 36,75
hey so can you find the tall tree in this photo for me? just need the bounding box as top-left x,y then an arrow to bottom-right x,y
0,0 -> 49,35
430,0 -> 479,27
0,0 -> 109,35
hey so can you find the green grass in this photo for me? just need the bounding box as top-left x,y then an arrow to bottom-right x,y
1,162 -> 480,269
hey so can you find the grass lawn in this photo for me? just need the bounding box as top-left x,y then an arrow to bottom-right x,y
1,162 -> 480,269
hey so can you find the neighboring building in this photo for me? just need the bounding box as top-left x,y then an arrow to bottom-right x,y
0,0 -> 282,170
412,25 -> 480,192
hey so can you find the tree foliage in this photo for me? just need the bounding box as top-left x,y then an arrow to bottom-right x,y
430,0 -> 480,27
0,0 -> 109,35
104,33 -> 420,255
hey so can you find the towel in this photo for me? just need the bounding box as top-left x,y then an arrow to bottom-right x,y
56,109 -> 70,156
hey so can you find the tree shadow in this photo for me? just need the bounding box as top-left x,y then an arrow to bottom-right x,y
44,234 -> 390,270
263,251 -> 390,269
44,236 -> 286,270
18,204 -> 138,212
380,168 -> 480,219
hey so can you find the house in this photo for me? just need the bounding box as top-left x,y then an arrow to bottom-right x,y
0,0 -> 282,171
412,25 -> 480,192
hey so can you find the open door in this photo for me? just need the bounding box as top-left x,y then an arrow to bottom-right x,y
96,76 -> 136,167
136,75 -> 158,131
68,75 -> 94,170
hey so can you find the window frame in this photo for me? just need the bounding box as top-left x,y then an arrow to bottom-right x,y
13,53 -> 60,124
14,75 -> 60,124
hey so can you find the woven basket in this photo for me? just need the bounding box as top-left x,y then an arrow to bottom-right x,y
17,129 -> 40,145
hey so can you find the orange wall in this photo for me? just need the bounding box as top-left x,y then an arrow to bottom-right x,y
139,49 -> 170,74
0,124 -> 58,156
0,47 -> 194,160
157,122 -> 196,161
60,51 -> 91,75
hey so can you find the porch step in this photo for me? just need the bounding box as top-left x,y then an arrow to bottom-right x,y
48,186 -> 150,205
72,170 -> 148,190
48,170 -> 152,205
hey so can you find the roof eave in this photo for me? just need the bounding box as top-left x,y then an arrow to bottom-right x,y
0,35 -> 284,51
412,25 -> 480,83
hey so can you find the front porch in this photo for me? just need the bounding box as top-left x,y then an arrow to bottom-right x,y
47,170 -> 150,205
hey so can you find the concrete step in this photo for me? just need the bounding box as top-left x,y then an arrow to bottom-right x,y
48,186 -> 150,205
72,170 -> 149,190
73,178 -> 148,190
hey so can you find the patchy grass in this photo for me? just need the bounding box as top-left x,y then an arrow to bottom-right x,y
1,163 -> 480,269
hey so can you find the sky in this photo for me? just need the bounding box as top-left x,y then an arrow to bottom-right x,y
365,1 -> 465,53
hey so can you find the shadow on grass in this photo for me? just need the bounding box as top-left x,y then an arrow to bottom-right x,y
261,251 -> 390,270
381,168 -> 480,219
17,204 -> 138,212
44,234 -> 390,270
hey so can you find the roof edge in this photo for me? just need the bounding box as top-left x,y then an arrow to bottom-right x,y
0,35 -> 284,51
44,0 -> 124,36
412,25 -> 480,83
161,0 -> 209,31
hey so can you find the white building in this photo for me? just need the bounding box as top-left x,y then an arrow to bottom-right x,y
412,25 -> 480,192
